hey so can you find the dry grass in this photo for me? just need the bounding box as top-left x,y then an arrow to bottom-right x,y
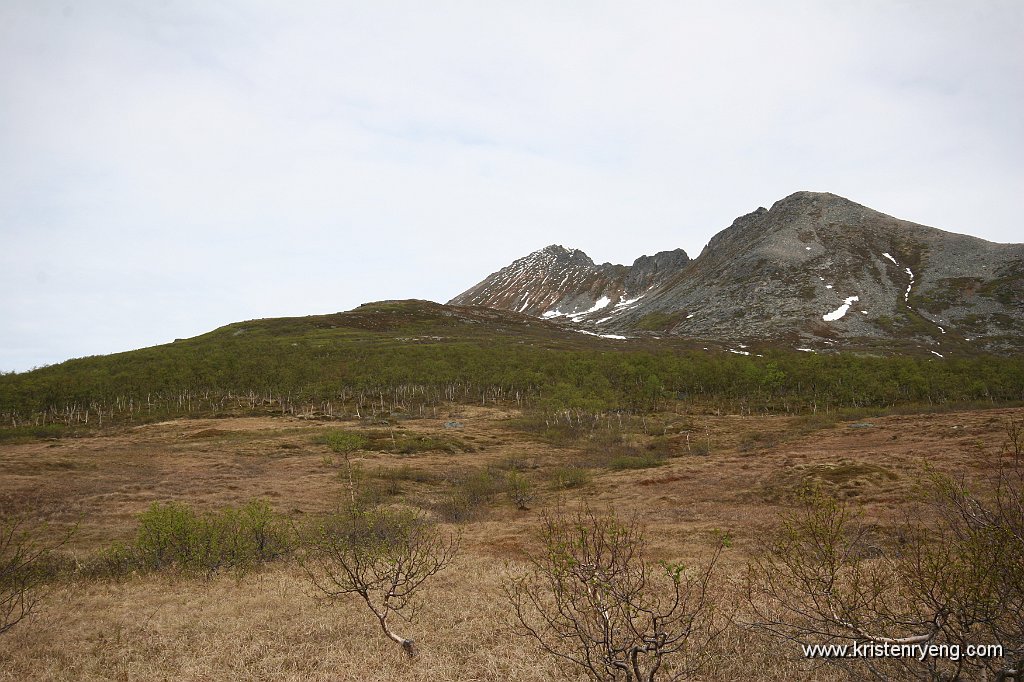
1,404 -> 1020,679
0,557 -> 554,682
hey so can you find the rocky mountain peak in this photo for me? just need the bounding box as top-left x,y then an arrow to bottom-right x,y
448,244 -> 690,322
532,244 -> 595,267
450,191 -> 1024,355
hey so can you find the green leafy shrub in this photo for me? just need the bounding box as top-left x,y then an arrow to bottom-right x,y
317,431 -> 368,453
504,472 -> 535,510
0,424 -> 79,444
79,541 -> 142,580
132,500 -> 290,577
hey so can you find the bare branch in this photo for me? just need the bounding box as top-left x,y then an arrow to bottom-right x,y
301,506 -> 459,659
504,507 -> 721,681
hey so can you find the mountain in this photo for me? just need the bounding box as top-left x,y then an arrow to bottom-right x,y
450,192 -> 1024,354
448,245 -> 689,322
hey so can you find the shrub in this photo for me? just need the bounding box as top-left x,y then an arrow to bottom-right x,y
317,431 -> 368,453
786,413 -> 837,436
504,472 -> 535,510
607,453 -> 666,470
504,508 -> 722,680
1,517 -> 71,635
436,469 -> 502,522
302,506 -> 459,658
132,500 -> 290,577
747,448 -> 1024,682
549,466 -> 591,490
376,465 -> 437,484
79,541 -> 143,580
689,441 -> 712,457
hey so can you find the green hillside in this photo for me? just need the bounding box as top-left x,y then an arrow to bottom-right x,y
2,300 -> 1023,434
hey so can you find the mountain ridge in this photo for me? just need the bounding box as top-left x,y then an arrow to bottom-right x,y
449,191 -> 1024,354
449,243 -> 689,321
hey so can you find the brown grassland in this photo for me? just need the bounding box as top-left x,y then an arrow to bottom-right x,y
1,403 -> 1021,680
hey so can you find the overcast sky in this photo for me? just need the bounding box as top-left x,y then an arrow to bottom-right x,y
1,1 -> 1021,372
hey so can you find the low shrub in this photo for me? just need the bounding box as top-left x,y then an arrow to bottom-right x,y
375,465 -> 438,484
504,472 -> 535,510
549,466 -> 591,490
436,469 -> 502,522
1,516 -> 72,634
0,424 -> 81,444
130,499 -> 291,577
316,431 -> 368,453
607,453 -> 666,470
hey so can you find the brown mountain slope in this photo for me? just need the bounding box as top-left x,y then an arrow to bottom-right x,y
448,245 -> 688,322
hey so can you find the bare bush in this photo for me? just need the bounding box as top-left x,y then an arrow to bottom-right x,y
504,508 -> 722,681
302,506 -> 459,658
1,517 -> 69,635
746,489 -> 927,679
747,442 -> 1024,682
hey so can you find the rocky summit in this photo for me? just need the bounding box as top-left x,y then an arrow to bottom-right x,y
449,191 -> 1024,355
448,244 -> 689,323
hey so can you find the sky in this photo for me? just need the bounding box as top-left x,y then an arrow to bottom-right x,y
1,1 -> 1022,372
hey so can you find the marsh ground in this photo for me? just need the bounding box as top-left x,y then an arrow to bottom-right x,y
1,404 -> 1019,680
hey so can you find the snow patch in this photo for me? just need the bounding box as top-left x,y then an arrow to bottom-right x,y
823,296 -> 859,322
825,284 -> 833,289
930,350 -> 944,358
567,296 -> 613,322
805,246 -> 812,251
614,295 -> 644,308
727,349 -> 751,356
686,313 -> 695,319
882,253 -> 914,302
796,348 -> 816,353
576,330 -> 628,340
541,310 -> 564,319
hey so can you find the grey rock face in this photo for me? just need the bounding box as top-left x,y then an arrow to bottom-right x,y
451,192 -> 1024,354
625,249 -> 690,293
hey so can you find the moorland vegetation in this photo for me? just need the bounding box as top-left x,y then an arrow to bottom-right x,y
1,301 -> 1022,680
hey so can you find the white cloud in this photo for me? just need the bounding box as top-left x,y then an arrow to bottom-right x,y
1,0 -> 1021,370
